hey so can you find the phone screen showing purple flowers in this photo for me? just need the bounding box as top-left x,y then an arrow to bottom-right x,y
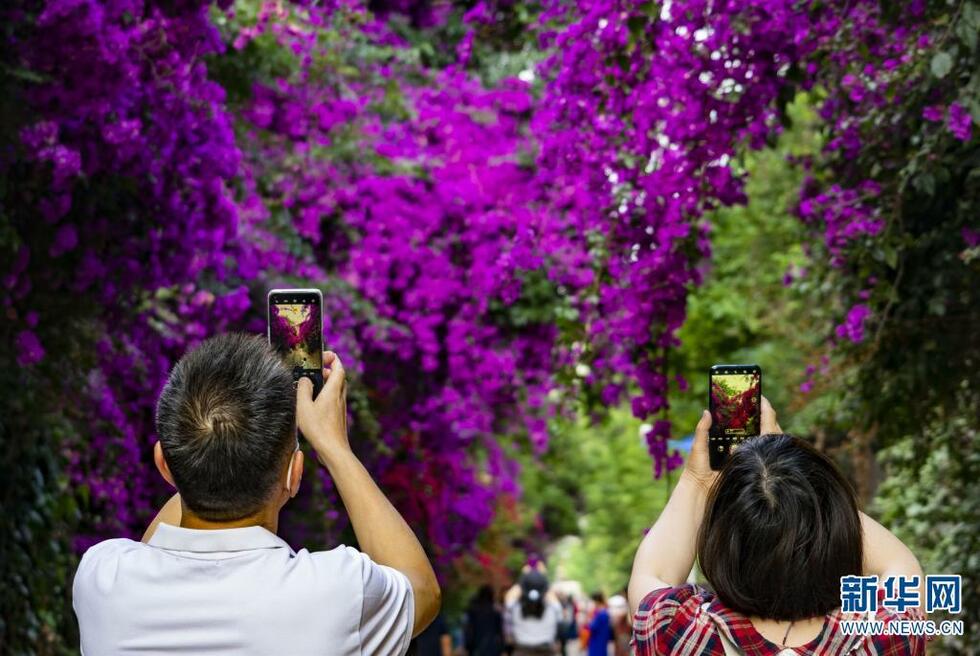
268,290 -> 323,377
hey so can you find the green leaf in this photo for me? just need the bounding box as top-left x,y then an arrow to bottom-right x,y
964,2 -> 980,29
956,19 -> 978,52
3,66 -> 47,83
883,244 -> 899,268
930,51 -> 954,78
913,171 -> 935,196
627,14 -> 646,39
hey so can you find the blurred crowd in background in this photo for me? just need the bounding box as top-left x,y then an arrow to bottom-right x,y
409,563 -> 631,656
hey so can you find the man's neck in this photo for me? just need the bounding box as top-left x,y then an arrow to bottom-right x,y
179,503 -> 279,534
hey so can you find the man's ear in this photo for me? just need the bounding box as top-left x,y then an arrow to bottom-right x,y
153,442 -> 177,488
287,449 -> 304,499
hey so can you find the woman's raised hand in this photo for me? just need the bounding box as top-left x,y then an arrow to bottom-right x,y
683,395 -> 782,492
682,409 -> 717,492
760,396 -> 783,435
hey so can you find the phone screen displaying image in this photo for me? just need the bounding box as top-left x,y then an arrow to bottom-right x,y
268,291 -> 323,376
709,369 -> 762,438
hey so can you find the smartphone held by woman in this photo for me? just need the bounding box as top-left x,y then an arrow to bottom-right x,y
708,364 -> 762,470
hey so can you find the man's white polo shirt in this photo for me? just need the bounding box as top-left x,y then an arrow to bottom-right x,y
72,523 -> 414,656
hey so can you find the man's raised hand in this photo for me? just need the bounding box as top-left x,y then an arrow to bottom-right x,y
296,351 -> 350,461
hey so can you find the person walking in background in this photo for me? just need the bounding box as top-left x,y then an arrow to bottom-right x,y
410,612 -> 452,656
505,569 -> 562,655
71,334 -> 441,655
585,593 -> 612,656
555,592 -> 577,656
575,597 -> 591,654
465,585 -> 504,656
605,593 -> 629,656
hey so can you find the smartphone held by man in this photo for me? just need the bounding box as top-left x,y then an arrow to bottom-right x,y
267,288 -> 324,398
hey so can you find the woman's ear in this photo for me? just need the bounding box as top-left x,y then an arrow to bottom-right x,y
287,449 -> 304,499
153,442 -> 177,488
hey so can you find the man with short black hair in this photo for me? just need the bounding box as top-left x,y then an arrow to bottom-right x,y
73,333 -> 441,655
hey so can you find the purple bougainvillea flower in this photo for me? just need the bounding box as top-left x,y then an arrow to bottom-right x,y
922,104 -> 944,122
948,102 -> 973,141
835,304 -> 872,343
15,330 -> 45,366
49,224 -> 78,257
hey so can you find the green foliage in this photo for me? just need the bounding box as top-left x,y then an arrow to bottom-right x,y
669,95 -> 819,435
385,1 -> 545,86
541,409 -> 671,596
0,362 -> 79,656
874,383 -> 979,654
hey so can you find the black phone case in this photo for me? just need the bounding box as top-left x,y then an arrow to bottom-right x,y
708,365 -> 762,471
709,434 -> 745,470
292,368 -> 323,399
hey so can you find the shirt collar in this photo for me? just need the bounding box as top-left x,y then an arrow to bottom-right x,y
148,522 -> 294,554
703,597 -> 856,656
